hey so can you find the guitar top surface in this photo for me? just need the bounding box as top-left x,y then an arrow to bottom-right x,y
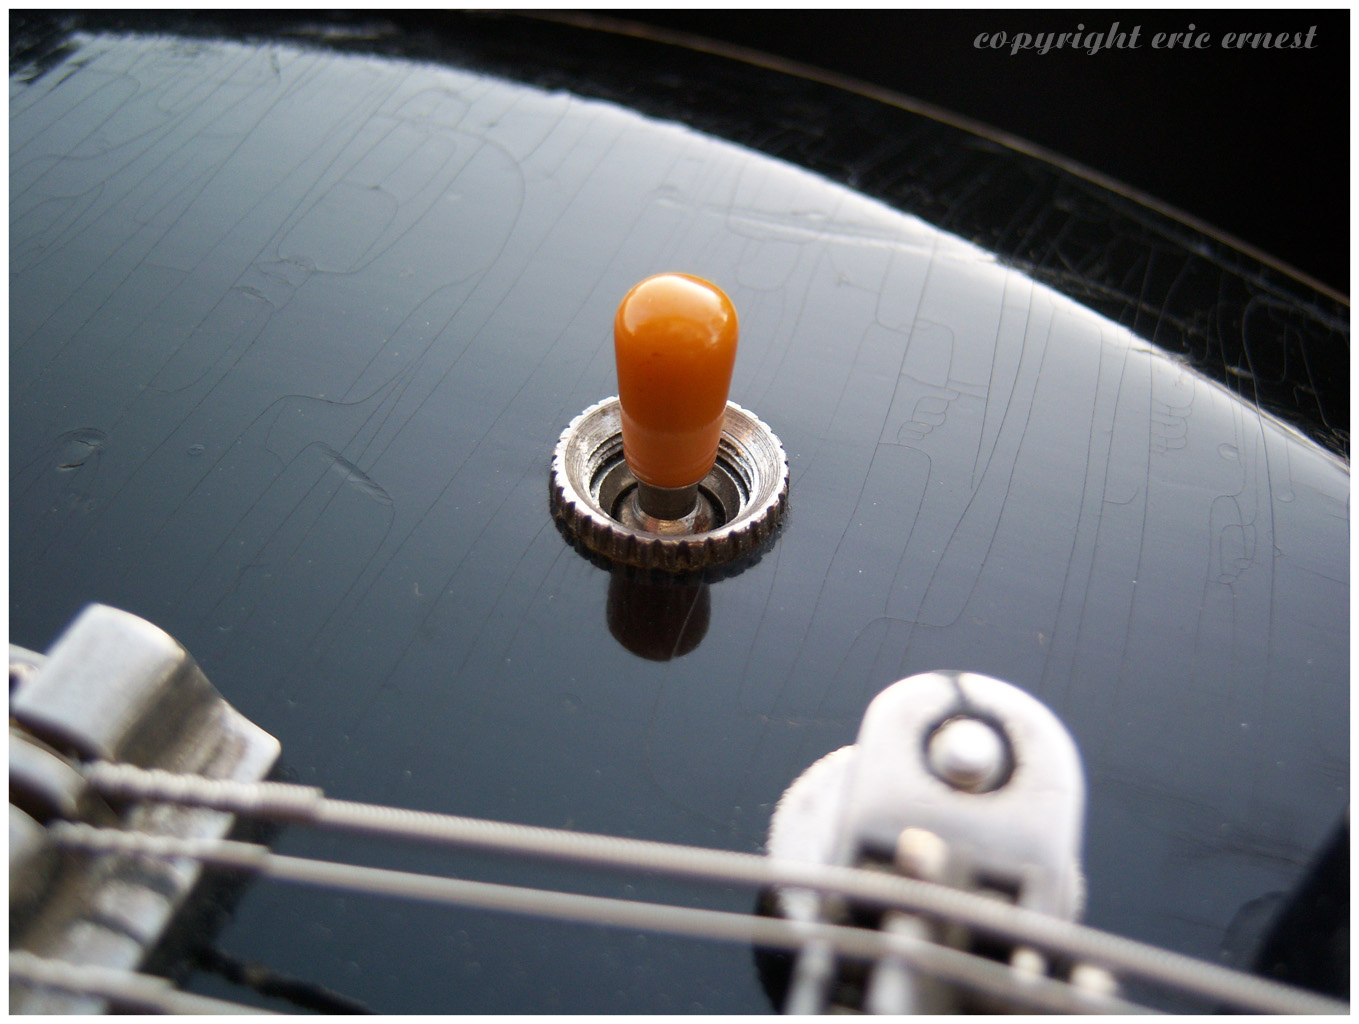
9,12 -> 1348,1012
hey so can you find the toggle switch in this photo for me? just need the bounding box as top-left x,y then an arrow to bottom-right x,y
615,273 -> 738,521
550,273 -> 788,573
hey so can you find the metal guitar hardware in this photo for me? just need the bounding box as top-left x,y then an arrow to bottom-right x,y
766,670 -> 1100,1014
7,615 -> 1343,1016
8,605 -> 280,1014
550,396 -> 788,572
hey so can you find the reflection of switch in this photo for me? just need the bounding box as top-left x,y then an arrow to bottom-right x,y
615,273 -> 738,520
606,571 -> 710,661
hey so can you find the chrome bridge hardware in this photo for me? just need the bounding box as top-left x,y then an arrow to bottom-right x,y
8,628 -> 1344,1015
766,670 -> 1101,1014
9,604 -> 280,1014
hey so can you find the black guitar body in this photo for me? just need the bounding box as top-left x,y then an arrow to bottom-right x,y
9,12 -> 1348,1012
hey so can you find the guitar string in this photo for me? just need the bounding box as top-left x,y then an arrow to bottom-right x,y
70,759 -> 1346,1015
46,820 -> 1149,1016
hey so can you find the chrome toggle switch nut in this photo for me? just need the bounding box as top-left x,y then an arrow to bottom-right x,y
550,396 -> 788,573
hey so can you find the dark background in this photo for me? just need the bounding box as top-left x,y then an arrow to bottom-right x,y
611,10 -> 1349,297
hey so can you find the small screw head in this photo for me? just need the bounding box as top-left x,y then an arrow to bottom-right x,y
894,827 -> 949,882
926,716 -> 1010,792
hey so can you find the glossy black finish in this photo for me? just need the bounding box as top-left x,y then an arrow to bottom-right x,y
20,9 -> 1346,458
10,13 -> 1348,1013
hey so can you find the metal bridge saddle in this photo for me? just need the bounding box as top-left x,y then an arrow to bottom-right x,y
767,670 -> 1109,1013
9,605 -> 279,1014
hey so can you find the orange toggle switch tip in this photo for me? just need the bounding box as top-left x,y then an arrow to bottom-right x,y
614,273 -> 739,490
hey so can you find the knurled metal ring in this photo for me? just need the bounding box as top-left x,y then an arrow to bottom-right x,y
549,397 -> 788,573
